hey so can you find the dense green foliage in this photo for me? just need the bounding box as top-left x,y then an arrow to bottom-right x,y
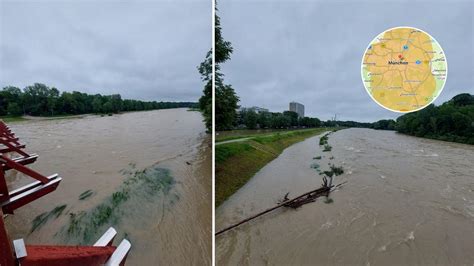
238,110 -> 321,129
0,83 -> 197,116
372,119 -> 396,130
215,8 -> 239,131
395,93 -> 474,144
198,49 -> 212,131
323,120 -> 372,128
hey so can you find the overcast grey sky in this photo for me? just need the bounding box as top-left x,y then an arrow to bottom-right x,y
220,0 -> 473,122
0,0 -> 210,102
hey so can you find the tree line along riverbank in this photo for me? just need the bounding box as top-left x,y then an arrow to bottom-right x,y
373,93 -> 474,145
0,83 -> 197,118
229,93 -> 473,146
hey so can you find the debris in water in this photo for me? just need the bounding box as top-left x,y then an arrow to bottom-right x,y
216,181 -> 348,236
324,197 -> 334,204
31,204 -> 67,233
78,189 -> 94,200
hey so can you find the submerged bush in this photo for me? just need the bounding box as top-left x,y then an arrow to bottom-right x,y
319,134 -> 329,146
64,164 -> 175,244
31,204 -> 67,233
322,164 -> 344,178
323,144 -> 332,152
78,190 -> 94,200
324,197 -> 334,204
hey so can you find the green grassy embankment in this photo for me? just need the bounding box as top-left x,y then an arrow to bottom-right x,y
215,127 -> 333,207
216,128 -> 319,143
0,116 -> 28,123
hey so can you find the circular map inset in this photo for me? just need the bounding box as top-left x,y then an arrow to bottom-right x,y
361,27 -> 447,113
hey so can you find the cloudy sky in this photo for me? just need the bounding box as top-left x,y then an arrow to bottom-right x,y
0,0 -> 210,102
220,0 -> 473,122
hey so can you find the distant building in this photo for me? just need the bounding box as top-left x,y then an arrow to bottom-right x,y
239,106 -> 269,114
289,102 -> 304,118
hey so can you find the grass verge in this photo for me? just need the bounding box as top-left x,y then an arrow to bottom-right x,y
216,128 -> 320,143
0,116 -> 28,123
216,127 -> 332,207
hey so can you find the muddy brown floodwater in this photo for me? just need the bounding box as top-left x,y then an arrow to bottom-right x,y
4,108 -> 211,265
216,128 -> 474,265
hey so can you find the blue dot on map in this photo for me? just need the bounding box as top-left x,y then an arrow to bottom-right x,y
403,45 -> 408,50
416,60 -> 421,64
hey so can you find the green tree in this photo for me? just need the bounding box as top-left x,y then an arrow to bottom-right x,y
283,111 -> 298,127
23,83 -> 50,115
395,93 -> 474,144
198,49 -> 212,132
215,7 -> 239,131
102,101 -> 113,113
47,87 -> 60,116
451,93 -> 474,106
109,94 -> 123,113
243,110 -> 258,129
0,86 -> 22,115
7,102 -> 22,116
92,97 -> 103,113
257,111 -> 271,129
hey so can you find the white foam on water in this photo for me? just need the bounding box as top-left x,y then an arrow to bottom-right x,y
320,221 -> 333,230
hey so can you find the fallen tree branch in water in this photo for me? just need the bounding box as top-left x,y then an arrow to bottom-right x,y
215,181 -> 347,236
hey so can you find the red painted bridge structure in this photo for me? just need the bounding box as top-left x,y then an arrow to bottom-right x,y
0,120 -> 131,266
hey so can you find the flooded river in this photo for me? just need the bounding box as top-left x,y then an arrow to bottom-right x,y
216,128 -> 474,265
4,108 -> 211,265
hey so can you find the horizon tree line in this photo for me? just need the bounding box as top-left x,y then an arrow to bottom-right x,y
234,93 -> 473,145
238,109 -> 322,129
0,83 -> 197,117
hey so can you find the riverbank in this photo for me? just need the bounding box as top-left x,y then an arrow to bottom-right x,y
215,127 -> 334,206
0,108 -> 197,124
0,114 -> 100,123
0,116 -> 28,123
396,131 -> 474,145
216,128 -> 320,143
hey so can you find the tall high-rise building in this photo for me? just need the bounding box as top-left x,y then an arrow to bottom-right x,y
289,102 -> 304,118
